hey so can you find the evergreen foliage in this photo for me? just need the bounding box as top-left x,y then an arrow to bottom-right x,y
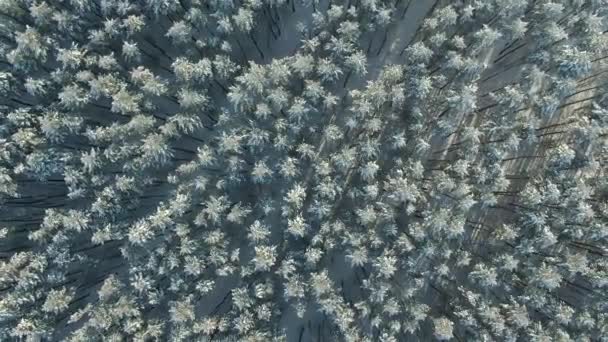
0,0 -> 608,341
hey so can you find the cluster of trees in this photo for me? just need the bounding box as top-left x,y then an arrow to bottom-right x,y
0,0 -> 607,341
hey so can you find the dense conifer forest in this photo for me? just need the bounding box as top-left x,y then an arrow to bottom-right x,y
0,0 -> 608,340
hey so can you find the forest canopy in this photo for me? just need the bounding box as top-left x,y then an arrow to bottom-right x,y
1,0 -> 608,341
